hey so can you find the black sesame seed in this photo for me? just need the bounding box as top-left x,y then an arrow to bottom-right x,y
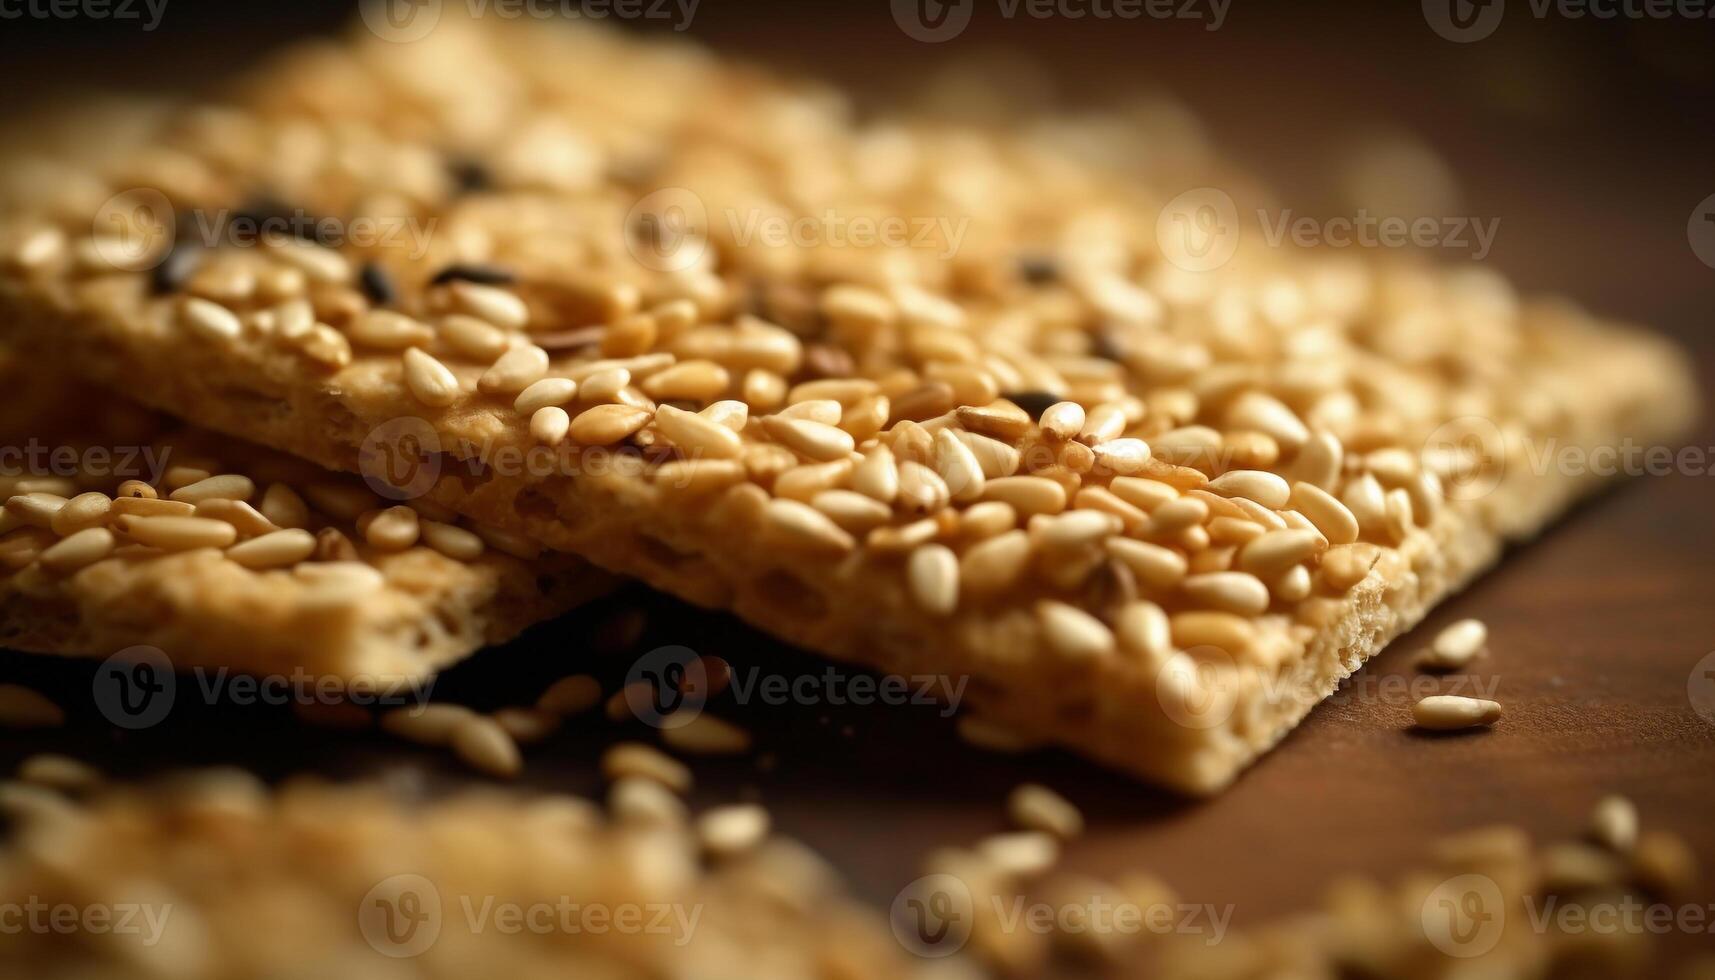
429,263 -> 517,287
1004,391 -> 1060,420
150,244 -> 202,295
360,261 -> 396,306
1018,254 -> 1059,285
447,157 -> 494,195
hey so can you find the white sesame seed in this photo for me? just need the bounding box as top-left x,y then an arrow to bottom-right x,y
513,377 -> 579,415
568,404 -> 653,445
1182,571 -> 1270,616
602,743 -> 692,792
530,405 -> 572,445
118,515 -> 238,551
763,415 -> 855,462
168,474 -> 256,505
661,713 -> 752,755
39,527 -> 116,574
1038,601 -> 1115,659
908,543 -> 960,616
451,715 -> 523,778
420,520 -> 485,561
1204,470 -> 1290,510
1417,618 -> 1488,671
1007,784 -> 1084,839
478,343 -> 550,395
451,281 -> 529,329
1589,795 -> 1639,854
698,803 -> 771,857
653,404 -> 743,459
180,297 -> 242,342
403,347 -> 461,407
225,528 -> 317,569
1412,695 -> 1502,730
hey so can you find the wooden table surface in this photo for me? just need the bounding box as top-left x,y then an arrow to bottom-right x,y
1,0 -> 1712,970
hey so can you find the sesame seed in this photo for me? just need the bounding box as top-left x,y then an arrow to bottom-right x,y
514,377 -> 579,415
429,262 -> 517,287
451,715 -> 523,778
602,743 -> 692,792
763,415 -> 854,462
420,520 -> 485,561
529,405 -> 572,446
1417,618 -> 1487,671
653,404 -> 743,459
350,310 -> 435,349
225,528 -> 316,569
118,515 -> 238,551
908,543 -> 960,615
764,498 -> 855,553
1182,571 -> 1271,616
1412,695 -> 1502,730
1589,795 -> 1638,854
180,297 -> 242,342
439,314 -> 511,362
1038,601 -> 1115,659
451,281 -> 529,329
0,685 -> 64,729
402,348 -> 461,407
1008,784 -> 1084,839
568,404 -> 652,445
698,803 -> 770,857
359,261 -> 396,305
478,343 -> 551,395
1204,470 -> 1291,510
168,474 -> 256,505
39,527 -> 116,574
536,675 -> 602,716
661,713 -> 752,755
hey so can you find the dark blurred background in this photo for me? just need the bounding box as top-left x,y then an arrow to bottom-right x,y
2,0 -> 1713,337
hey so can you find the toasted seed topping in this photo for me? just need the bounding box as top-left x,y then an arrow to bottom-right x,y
0,685 -> 64,729
1007,783 -> 1084,839
1412,694 -> 1502,730
536,675 -> 602,716
450,715 -> 523,778
1589,794 -> 1639,854
602,743 -> 692,792
661,713 -> 752,755
1417,618 -> 1487,671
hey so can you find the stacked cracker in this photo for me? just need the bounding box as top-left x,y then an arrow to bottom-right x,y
0,17 -> 1696,792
